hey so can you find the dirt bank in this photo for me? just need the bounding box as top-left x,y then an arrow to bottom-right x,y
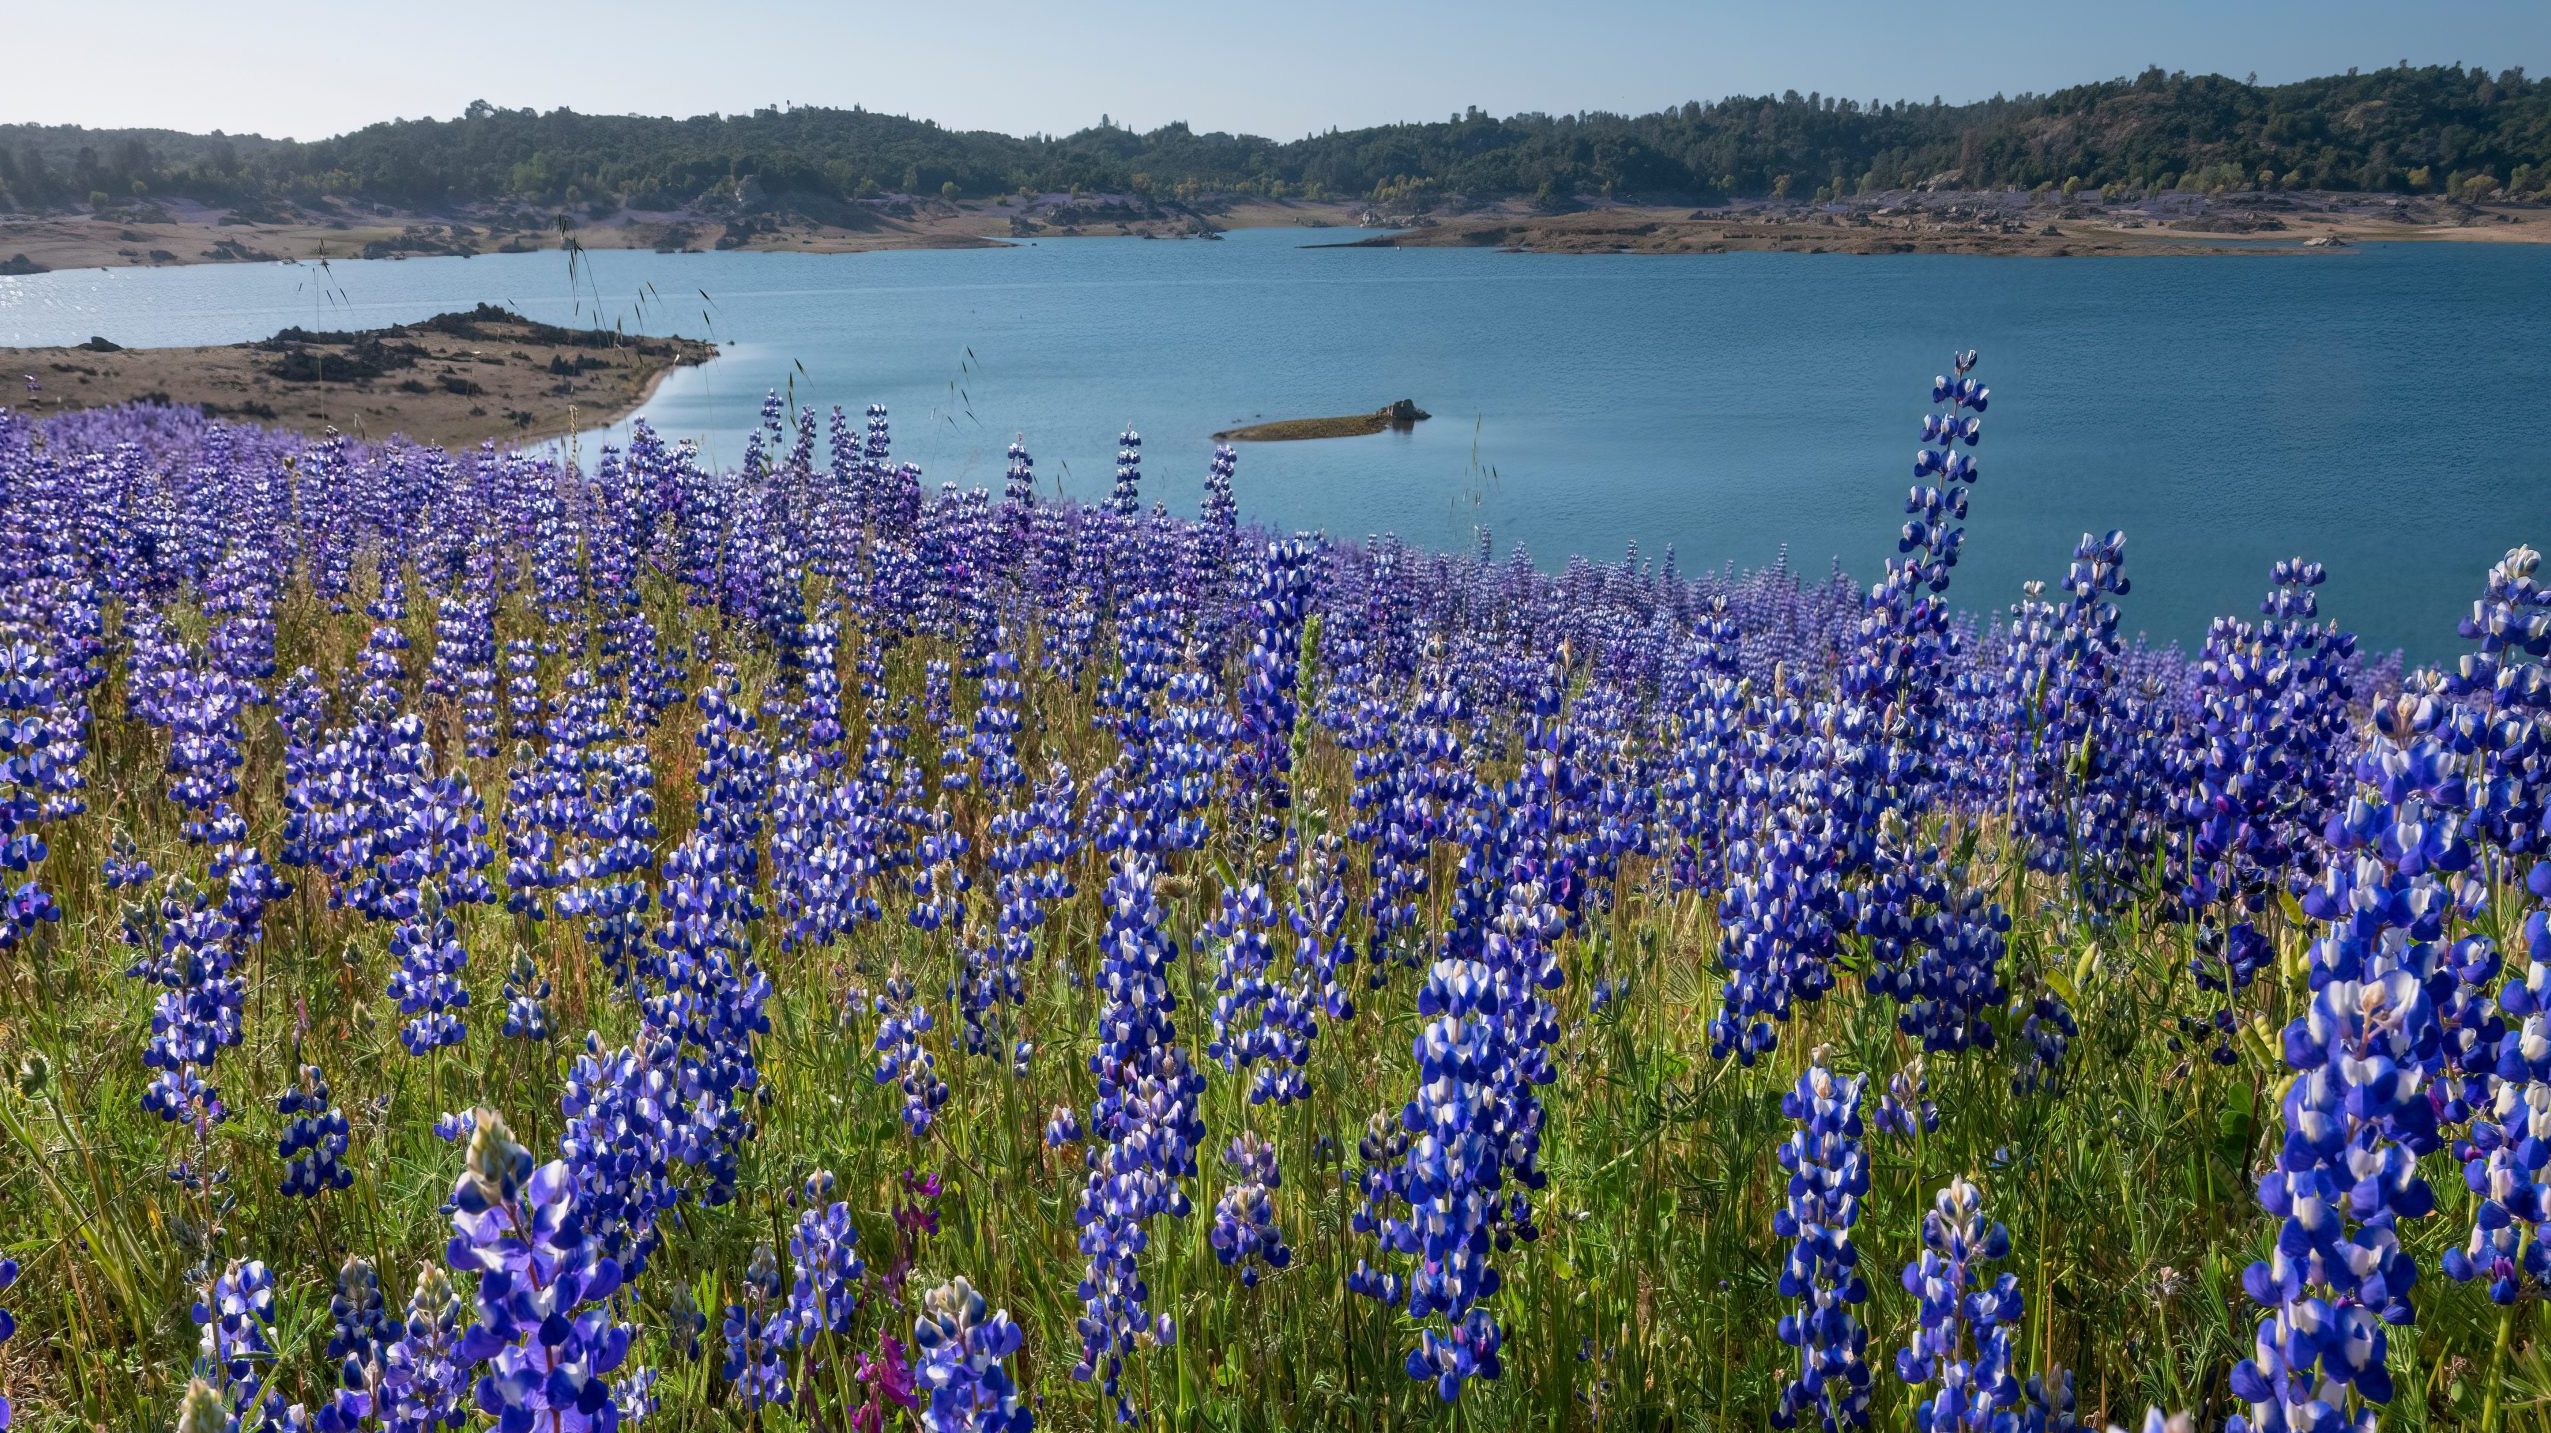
6,304 -> 718,446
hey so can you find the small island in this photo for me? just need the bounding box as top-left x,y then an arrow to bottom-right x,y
1215,399 -> 1431,441
3,305 -> 716,445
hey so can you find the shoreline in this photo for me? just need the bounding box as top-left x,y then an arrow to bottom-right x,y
1310,198 -> 2551,258
4,305 -> 718,446
2,193 -> 2544,273
0,196 -> 1361,274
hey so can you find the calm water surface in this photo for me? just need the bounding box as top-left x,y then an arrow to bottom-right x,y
4,228 -> 2545,659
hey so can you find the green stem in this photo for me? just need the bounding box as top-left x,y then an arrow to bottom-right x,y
2481,1298 -> 2515,1433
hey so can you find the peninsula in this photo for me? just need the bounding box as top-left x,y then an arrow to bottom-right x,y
5,305 -> 717,445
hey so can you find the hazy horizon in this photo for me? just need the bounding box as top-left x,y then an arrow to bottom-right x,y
15,0 -> 2550,143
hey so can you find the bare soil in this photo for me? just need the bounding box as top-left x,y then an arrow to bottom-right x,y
5,305 -> 718,446
1317,194 -> 2551,257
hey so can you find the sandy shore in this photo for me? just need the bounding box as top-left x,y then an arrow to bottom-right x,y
0,196 -> 1370,274
6,306 -> 718,446
5,192 -> 2538,273
1315,196 -> 2551,257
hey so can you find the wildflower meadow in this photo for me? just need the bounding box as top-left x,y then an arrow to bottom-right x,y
0,354 -> 2545,1431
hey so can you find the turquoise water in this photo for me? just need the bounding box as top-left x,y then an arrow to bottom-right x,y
4,229 -> 2545,659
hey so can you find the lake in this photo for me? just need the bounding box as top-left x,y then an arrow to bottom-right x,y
4,228 -> 2545,660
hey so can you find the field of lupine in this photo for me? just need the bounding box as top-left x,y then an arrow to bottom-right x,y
0,349 -> 2545,1433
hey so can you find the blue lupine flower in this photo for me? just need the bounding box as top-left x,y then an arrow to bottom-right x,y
1772,1056 -> 1871,1431
723,1244 -> 792,1411
0,637 -> 78,952
1235,537 -> 1314,820
0,1254 -> 18,1430
444,1109 -> 633,1433
2173,559 -> 2355,1008
327,1256 -> 395,1368
875,973 -> 950,1137
2004,532 -> 2167,914
559,1030 -> 704,1280
499,950 -> 552,1042
2230,681 -> 2458,1433
1207,880 -> 1315,1105
914,1276 -> 1032,1433
1106,428 -> 1143,518
193,1257 -> 279,1416
786,1191 -> 866,1345
132,875 -> 248,1127
277,1061 -> 352,1197
1873,1059 -> 1940,1138
1071,849 -> 1205,1423
1209,1133 -> 1293,1288
1374,954 -> 1512,1402
2454,876 -> 2551,1303
1046,1103 -> 1082,1148
2446,547 -> 2551,857
1894,1177 -> 2023,1432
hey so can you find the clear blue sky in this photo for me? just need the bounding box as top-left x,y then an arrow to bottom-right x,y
20,0 -> 2549,140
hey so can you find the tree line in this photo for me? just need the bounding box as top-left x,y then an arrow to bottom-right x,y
6,62 -> 2548,215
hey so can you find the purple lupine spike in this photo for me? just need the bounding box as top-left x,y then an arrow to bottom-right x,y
445,1109 -> 635,1432
913,1276 -> 1032,1433
1772,1054 -> 1871,1430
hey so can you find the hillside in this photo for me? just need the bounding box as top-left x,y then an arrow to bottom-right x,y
4,62 -> 2548,222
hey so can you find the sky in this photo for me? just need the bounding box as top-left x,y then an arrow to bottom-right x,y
18,0 -> 2551,141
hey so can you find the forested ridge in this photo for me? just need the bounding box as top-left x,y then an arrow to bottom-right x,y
6,61 -> 2549,213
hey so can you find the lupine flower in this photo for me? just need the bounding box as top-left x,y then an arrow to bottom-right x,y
1071,850 -> 1204,1422
193,1257 -> 280,1416
2229,680 -> 2459,1432
1209,1133 -> 1293,1287
2004,531 -> 2166,913
0,638 -> 78,952
1372,954 -> 1512,1402
328,1256 -> 395,1367
2174,560 -> 2355,967
913,1276 -> 1032,1433
1106,428 -> 1142,518
1772,1055 -> 1871,1431
723,1243 -> 792,1410
1207,880 -> 1314,1105
1894,1177 -> 2023,1432
132,875 -> 248,1126
559,1030 -> 704,1280
278,1061 -> 352,1197
0,1255 -> 17,1430
1046,1104 -> 1082,1148
445,1109 -> 633,1433
2452,865 -> 2551,1303
176,1378 -> 231,1433
875,973 -> 950,1136
498,949 -> 552,1042
1874,1058 -> 1940,1138
2447,546 -> 2551,858
1234,537 -> 1314,821
787,1191 -> 866,1344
